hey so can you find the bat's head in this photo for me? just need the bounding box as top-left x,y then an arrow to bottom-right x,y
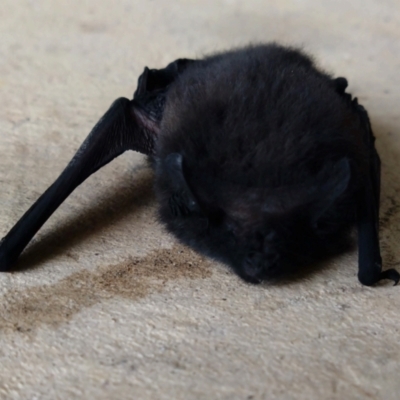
155,153 -> 354,283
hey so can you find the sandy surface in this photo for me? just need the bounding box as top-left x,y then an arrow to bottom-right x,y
1,0 -> 400,399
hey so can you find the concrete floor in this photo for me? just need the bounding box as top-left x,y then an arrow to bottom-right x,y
1,0 -> 400,399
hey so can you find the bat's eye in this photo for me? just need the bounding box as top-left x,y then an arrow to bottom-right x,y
312,219 -> 337,236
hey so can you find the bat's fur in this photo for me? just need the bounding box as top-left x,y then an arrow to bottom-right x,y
1,43 -> 398,285
154,45 -> 368,283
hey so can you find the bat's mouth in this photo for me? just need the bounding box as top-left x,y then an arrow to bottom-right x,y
240,251 -> 282,283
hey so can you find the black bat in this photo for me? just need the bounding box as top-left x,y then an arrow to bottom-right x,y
0,43 -> 398,286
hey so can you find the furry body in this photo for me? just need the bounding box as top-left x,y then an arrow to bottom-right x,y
0,43 -> 398,285
155,45 -> 365,282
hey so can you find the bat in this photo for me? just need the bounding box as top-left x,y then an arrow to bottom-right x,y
0,43 -> 398,286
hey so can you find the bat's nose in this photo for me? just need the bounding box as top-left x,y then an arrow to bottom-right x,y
242,251 -> 280,283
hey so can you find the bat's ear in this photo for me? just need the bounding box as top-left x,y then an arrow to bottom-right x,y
134,59 -> 195,97
163,153 -> 202,217
311,158 -> 351,224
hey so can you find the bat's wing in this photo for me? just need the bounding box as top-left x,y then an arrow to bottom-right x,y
354,101 -> 400,285
0,58 -> 194,271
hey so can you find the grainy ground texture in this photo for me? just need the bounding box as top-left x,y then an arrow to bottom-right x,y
1,1 -> 400,399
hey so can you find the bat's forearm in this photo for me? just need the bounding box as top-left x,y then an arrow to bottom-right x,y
0,97 -> 152,271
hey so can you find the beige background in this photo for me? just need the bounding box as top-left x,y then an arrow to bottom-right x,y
1,0 -> 400,399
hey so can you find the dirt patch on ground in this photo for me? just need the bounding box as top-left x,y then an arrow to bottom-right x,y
0,244 -> 212,334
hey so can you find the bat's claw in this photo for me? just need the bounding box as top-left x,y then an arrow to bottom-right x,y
379,269 -> 400,286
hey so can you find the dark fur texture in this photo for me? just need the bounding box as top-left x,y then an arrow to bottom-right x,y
155,45 -> 365,282
0,43 -> 398,286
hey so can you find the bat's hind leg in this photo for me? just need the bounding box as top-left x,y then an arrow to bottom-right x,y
356,103 -> 400,286
357,179 -> 400,286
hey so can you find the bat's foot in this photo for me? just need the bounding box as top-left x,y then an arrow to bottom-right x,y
379,269 -> 400,286
358,262 -> 400,286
